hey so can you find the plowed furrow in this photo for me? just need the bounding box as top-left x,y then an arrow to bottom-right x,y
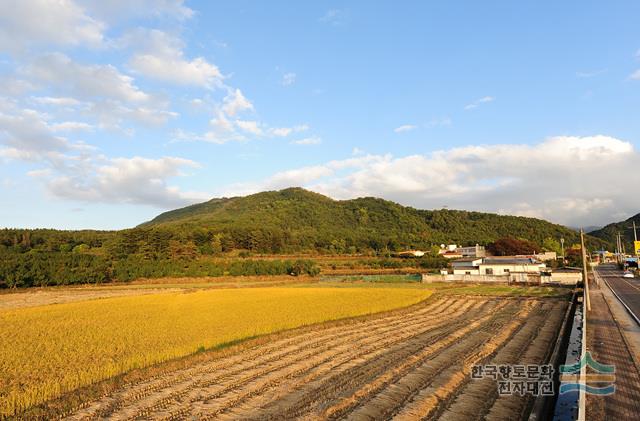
68,297 -> 455,420
484,301 -> 566,421
244,301 -> 510,420
80,298 -> 471,420
331,301 -> 524,420
147,300 -> 492,420
192,298 -> 498,419
437,301 -> 561,421
391,300 -> 538,421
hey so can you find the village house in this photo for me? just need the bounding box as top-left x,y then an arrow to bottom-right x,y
451,256 -> 546,276
438,244 -> 485,258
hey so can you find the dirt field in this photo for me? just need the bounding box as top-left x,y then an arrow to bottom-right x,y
0,287 -> 182,310
58,295 -> 567,420
0,276 -> 317,310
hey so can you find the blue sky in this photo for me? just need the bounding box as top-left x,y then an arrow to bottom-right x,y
1,0 -> 639,229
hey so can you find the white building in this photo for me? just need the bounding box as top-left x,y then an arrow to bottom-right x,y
457,244 -> 486,258
452,257 -> 546,276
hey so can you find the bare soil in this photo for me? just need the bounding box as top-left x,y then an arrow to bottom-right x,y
0,276 -> 315,310
0,287 -> 180,310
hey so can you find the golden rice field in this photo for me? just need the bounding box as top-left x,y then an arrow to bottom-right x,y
0,286 -> 431,417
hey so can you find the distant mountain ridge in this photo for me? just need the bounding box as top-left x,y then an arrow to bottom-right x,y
140,187 -> 604,251
589,213 -> 640,251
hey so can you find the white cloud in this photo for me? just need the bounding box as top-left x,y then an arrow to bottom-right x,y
0,77 -> 35,97
0,0 -> 105,52
49,121 -> 94,132
222,88 -> 254,116
630,69 -> 640,80
464,96 -> 495,110
171,128 -> 242,145
126,29 -> 222,88
291,136 -> 322,145
282,72 -> 296,86
235,119 -> 263,136
87,100 -> 178,129
270,127 -> 293,137
46,156 -> 206,208
0,106 -> 71,157
27,53 -> 151,103
32,96 -> 81,106
0,98 -> 202,208
269,124 -> 308,137
83,0 -> 193,22
220,135 -> 638,227
209,110 -> 235,134
190,98 -> 205,107
394,124 -> 418,133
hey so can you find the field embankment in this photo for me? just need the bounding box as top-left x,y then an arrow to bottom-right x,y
0,286 -> 431,417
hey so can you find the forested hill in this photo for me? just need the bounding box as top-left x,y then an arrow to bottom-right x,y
589,212 -> 640,251
140,187 -> 597,252
1,187 -> 611,288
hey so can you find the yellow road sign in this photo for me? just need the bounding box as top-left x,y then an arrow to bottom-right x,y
635,240 -> 640,255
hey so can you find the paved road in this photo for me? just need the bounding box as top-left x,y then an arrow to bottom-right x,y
596,264 -> 640,323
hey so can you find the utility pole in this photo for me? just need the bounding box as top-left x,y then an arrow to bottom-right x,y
617,233 -> 622,264
632,221 -> 638,269
581,229 -> 591,311
560,237 -> 565,265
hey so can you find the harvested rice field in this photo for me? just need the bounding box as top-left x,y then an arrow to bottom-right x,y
0,287 -> 431,417
51,295 -> 567,420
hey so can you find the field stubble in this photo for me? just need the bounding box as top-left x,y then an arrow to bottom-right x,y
57,295 -> 567,421
0,287 -> 430,417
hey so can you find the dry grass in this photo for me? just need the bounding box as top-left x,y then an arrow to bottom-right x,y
0,287 -> 431,417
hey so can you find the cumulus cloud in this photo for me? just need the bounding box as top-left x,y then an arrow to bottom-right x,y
394,124 -> 418,133
464,96 -> 495,110
20,54 -> 177,130
0,97 -> 200,208
46,156 -> 207,208
49,121 -> 94,132
222,88 -> 254,116
0,106 -> 72,159
219,135 -> 639,227
79,100 -> 177,131
174,91 -> 308,144
83,0 -> 193,22
0,77 -> 35,97
235,119 -> 263,136
0,0 -> 105,52
269,124 -> 308,137
126,29 -> 222,88
32,96 -> 82,106
27,53 -> 151,103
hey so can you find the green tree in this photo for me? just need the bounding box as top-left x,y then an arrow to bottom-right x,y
542,237 -> 562,254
